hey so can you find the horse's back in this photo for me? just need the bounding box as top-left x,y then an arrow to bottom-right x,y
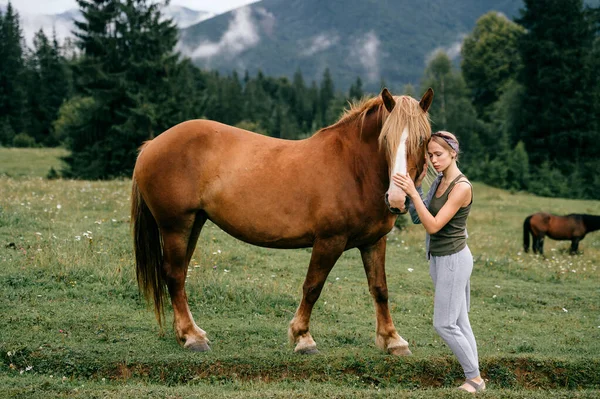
133,120 -> 274,223
529,212 -> 551,235
531,212 -> 585,240
132,119 -> 391,247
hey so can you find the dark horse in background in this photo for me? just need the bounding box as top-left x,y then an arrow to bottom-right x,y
523,212 -> 600,255
131,87 -> 434,355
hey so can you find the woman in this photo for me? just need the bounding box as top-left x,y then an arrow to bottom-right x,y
393,131 -> 485,393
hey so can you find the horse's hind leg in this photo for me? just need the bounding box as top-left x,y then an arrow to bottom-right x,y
360,237 -> 411,356
537,236 -> 545,255
570,237 -> 581,255
289,236 -> 346,354
531,234 -> 538,254
162,212 -> 209,351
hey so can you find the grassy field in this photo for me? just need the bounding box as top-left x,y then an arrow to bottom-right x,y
1,148 -> 599,398
0,147 -> 69,178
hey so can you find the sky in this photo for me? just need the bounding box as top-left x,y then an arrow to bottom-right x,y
0,0 -> 259,15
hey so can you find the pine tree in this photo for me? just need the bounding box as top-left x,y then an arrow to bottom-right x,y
0,2 -> 26,144
319,68 -> 334,126
26,29 -> 71,145
421,51 -> 487,178
516,0 -> 595,170
291,69 -> 310,132
64,0 -> 189,178
461,12 -> 525,121
348,77 -> 363,100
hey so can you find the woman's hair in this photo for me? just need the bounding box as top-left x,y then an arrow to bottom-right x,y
430,131 -> 460,160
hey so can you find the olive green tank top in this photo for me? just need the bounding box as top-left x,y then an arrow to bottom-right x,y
428,174 -> 472,257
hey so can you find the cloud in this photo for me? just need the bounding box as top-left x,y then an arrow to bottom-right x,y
254,7 -> 275,36
425,35 -> 465,64
301,32 -> 339,56
17,10 -> 79,47
350,31 -> 380,82
190,6 -> 260,60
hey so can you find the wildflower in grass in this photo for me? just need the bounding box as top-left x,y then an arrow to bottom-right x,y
56,204 -> 61,209
407,268 -> 414,272
562,308 -> 568,312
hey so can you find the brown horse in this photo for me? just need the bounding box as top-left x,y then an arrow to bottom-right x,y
131,87 -> 434,355
523,212 -> 600,255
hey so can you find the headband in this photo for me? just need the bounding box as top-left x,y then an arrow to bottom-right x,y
432,132 -> 459,153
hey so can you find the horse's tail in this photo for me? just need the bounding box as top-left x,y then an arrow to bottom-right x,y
523,215 -> 532,253
131,177 -> 166,327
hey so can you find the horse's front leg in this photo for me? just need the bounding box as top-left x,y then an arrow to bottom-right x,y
360,237 -> 411,356
288,236 -> 346,354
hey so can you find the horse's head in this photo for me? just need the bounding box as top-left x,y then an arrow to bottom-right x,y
379,88 -> 433,214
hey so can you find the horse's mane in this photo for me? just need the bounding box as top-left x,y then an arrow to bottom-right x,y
336,96 -> 384,127
323,94 -> 431,170
378,96 -> 431,167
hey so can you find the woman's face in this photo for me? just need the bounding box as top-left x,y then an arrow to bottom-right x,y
427,140 -> 455,173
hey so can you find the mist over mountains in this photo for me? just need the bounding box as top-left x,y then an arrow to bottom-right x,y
9,0 -> 599,91
178,0 -> 525,90
5,4 -> 213,47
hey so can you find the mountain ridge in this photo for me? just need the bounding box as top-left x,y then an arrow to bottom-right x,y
179,0 -> 526,91
4,4 -> 214,46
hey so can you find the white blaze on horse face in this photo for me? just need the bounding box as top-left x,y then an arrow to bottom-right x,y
387,127 -> 409,212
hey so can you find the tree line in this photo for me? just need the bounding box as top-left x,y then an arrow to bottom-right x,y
0,0 -> 598,199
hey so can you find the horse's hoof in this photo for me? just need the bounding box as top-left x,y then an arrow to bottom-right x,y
184,341 -> 211,352
295,346 -> 319,355
388,346 -> 412,356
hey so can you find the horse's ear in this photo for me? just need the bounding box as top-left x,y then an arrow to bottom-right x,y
381,87 -> 396,113
419,88 -> 434,113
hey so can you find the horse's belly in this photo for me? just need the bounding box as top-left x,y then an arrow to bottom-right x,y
203,196 -> 317,248
208,214 -> 314,249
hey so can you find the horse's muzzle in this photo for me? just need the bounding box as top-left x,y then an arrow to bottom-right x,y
385,193 -> 408,215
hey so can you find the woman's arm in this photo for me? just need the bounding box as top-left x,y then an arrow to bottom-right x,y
407,186 -> 425,224
394,174 -> 471,235
406,161 -> 429,224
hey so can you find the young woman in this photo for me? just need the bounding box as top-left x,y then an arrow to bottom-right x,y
393,131 -> 485,393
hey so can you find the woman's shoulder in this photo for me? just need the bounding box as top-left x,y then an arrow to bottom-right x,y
455,174 -> 472,187
453,175 -> 473,203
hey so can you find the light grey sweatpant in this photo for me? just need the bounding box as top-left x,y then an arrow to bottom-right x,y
430,245 -> 480,379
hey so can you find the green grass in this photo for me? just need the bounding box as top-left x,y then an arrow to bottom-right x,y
0,147 -> 69,178
1,148 -> 599,397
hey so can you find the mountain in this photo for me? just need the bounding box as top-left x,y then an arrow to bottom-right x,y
159,5 -> 215,29
9,5 -> 213,47
179,0 -> 527,91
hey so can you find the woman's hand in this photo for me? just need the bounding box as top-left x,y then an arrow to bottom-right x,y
392,173 -> 418,198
